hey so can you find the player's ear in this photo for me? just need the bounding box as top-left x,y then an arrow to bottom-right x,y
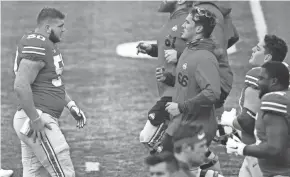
264,54 -> 272,62
45,24 -> 51,34
270,77 -> 278,87
195,25 -> 203,34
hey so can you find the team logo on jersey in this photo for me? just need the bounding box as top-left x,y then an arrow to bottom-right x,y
182,63 -> 187,70
148,113 -> 155,120
172,25 -> 177,32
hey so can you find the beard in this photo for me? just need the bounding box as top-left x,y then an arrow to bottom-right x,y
158,1 -> 176,13
259,87 -> 269,99
49,30 -> 60,43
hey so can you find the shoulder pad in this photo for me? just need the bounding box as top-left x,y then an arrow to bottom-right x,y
19,33 -> 50,61
21,33 -> 48,46
244,67 -> 261,88
260,91 -> 288,115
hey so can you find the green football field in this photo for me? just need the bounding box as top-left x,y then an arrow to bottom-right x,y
1,1 -> 290,177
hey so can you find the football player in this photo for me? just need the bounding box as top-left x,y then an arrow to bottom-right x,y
161,7 -> 223,172
13,8 -> 87,177
138,0 -> 194,154
226,61 -> 290,177
172,124 -> 224,177
220,34 -> 288,177
194,1 -> 238,121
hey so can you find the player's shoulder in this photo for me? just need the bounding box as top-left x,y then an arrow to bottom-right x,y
260,91 -> 290,114
17,31 -> 53,62
19,31 -> 50,49
244,67 -> 261,89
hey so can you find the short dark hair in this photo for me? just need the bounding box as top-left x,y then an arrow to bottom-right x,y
145,151 -> 179,173
264,34 -> 288,62
172,124 -> 204,153
37,7 -> 65,25
190,7 -> 216,38
261,61 -> 289,89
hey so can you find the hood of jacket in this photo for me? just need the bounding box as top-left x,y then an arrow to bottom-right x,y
170,7 -> 191,20
187,38 -> 223,59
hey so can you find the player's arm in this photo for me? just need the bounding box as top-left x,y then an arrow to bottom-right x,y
243,112 -> 288,159
225,15 -> 239,49
14,59 -> 45,121
137,43 -> 158,57
147,44 -> 158,57
232,108 -> 255,134
65,90 -> 87,128
65,91 -> 73,106
227,23 -> 239,49
178,56 -> 221,114
232,87 -> 259,134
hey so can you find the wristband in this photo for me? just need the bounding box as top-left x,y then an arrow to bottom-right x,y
67,101 -> 76,110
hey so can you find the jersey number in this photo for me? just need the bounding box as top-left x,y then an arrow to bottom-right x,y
26,34 -> 45,41
52,54 -> 64,87
178,72 -> 188,87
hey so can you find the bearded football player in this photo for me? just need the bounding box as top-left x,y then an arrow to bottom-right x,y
226,61 -> 290,177
220,34 -> 288,177
13,8 -> 87,177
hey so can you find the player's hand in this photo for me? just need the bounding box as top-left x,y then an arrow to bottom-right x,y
164,49 -> 178,63
165,102 -> 180,116
226,135 -> 245,156
29,114 -> 52,143
136,42 -> 152,55
156,67 -> 166,82
67,101 -> 87,128
220,108 -> 237,127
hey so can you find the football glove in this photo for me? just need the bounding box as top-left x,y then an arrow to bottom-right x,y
220,108 -> 237,127
226,135 -> 246,156
67,101 -> 87,128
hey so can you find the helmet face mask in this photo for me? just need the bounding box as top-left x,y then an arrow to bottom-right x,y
158,0 -> 177,13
